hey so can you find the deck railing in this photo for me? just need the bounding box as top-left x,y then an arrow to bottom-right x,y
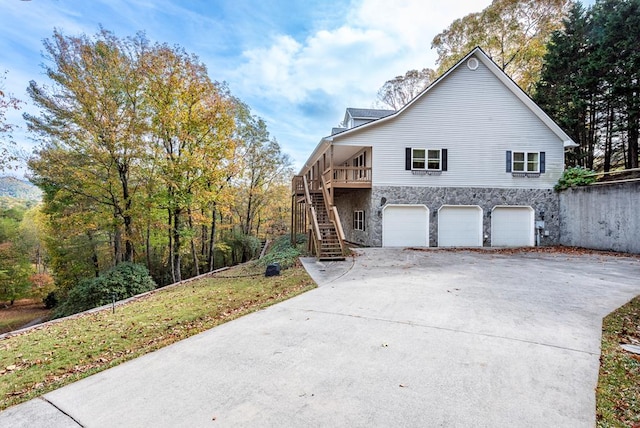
323,166 -> 372,188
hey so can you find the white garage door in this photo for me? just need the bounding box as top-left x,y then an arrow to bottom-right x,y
491,206 -> 534,247
438,205 -> 483,247
382,205 -> 429,247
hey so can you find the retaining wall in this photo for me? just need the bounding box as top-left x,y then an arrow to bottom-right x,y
559,181 -> 640,254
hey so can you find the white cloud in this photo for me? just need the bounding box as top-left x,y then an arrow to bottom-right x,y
236,0 -> 494,107
233,0 -> 493,169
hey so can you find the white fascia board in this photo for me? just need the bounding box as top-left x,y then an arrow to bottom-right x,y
298,137 -> 332,176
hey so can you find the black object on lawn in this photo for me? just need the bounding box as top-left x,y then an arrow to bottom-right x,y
265,263 -> 281,277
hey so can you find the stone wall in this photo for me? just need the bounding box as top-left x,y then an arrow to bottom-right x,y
333,189 -> 372,246
559,181 -> 640,254
366,186 -> 559,247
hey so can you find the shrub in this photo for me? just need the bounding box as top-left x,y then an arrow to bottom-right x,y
555,167 -> 596,191
43,291 -> 58,309
55,262 -> 156,317
260,234 -> 308,270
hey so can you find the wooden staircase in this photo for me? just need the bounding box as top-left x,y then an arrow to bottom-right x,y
310,192 -> 345,261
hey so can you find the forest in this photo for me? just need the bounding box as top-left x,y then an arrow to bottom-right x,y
1,29 -> 292,312
1,0 -> 639,316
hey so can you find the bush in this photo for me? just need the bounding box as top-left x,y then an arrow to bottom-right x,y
55,262 -> 156,317
43,292 -> 58,309
260,234 -> 308,270
554,166 -> 596,191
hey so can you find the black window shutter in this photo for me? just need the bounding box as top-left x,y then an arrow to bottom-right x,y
506,151 -> 512,173
540,151 -> 545,173
363,210 -> 366,231
405,148 -> 412,170
441,149 -> 448,171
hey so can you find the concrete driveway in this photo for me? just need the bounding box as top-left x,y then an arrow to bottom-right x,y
2,248 -> 639,427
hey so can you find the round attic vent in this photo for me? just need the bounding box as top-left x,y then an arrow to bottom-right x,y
467,57 -> 479,70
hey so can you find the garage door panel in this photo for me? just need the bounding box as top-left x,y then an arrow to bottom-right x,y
383,205 -> 429,247
438,206 -> 483,247
491,206 -> 534,247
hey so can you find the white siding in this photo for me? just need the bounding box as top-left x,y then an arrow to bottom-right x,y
331,54 -> 564,190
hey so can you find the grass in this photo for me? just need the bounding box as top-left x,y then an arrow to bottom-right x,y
0,261 -> 315,410
596,295 -> 640,427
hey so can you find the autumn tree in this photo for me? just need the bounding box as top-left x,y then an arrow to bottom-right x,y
232,112 -> 292,238
26,28 -> 149,264
376,68 -> 436,109
143,44 -> 237,282
25,28 -> 296,305
432,0 -> 570,93
0,71 -> 23,172
0,206 -> 33,304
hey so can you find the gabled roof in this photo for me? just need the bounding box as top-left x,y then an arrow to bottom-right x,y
345,108 -> 395,121
301,47 -> 577,174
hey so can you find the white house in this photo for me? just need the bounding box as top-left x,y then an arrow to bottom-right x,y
291,47 -> 577,259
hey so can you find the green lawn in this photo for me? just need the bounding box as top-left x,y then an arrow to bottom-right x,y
597,295 -> 640,427
0,263 -> 315,410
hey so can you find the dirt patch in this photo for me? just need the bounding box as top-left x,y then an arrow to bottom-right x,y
0,299 -> 51,334
596,169 -> 640,183
405,245 -> 640,259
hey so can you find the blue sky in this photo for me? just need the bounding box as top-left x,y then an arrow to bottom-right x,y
1,0 -> 593,175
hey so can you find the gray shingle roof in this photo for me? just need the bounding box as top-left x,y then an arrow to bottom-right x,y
345,108 -> 395,119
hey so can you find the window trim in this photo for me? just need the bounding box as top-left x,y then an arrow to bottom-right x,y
353,210 -> 365,231
412,148 -> 441,171
511,150 -> 540,174
512,151 -> 540,173
507,150 -> 545,177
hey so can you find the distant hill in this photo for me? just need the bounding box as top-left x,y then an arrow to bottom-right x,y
0,176 -> 41,201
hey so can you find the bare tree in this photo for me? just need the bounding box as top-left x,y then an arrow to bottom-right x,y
376,68 -> 436,110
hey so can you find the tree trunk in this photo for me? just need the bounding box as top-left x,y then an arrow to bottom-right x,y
172,209 -> 182,283
627,93 -> 639,169
586,95 -> 596,170
604,101 -> 614,172
168,209 -> 175,283
146,221 -> 151,272
244,191 -> 253,235
188,208 -> 200,277
208,203 -> 216,272
118,163 -> 135,262
113,227 -> 122,265
88,231 -> 100,277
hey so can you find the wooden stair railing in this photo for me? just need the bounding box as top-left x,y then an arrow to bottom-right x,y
302,175 -> 345,260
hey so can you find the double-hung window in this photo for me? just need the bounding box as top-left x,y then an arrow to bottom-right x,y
411,149 -> 442,170
406,147 -> 448,172
507,151 -> 545,175
513,152 -> 539,173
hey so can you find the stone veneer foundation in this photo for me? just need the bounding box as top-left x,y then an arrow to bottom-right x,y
336,186 -> 559,248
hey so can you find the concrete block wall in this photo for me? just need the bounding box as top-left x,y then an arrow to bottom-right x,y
559,181 -> 640,254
